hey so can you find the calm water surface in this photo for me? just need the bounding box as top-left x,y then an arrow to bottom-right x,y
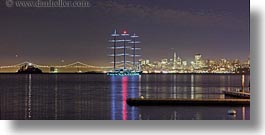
0,74 -> 250,120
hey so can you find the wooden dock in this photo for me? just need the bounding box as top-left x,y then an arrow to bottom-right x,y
223,91 -> 250,99
126,98 -> 250,106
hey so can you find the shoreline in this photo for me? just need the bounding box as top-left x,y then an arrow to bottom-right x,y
0,72 -> 250,75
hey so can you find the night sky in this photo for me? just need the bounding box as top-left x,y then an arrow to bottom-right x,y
0,0 -> 250,66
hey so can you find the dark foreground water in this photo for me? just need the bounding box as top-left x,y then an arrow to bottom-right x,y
0,74 -> 250,120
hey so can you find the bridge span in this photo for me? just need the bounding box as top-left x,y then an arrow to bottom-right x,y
0,61 -> 114,73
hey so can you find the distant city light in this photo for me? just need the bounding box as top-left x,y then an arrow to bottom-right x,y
123,30 -> 127,34
140,53 -> 250,74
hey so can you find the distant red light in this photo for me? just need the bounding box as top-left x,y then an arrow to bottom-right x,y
123,30 -> 127,34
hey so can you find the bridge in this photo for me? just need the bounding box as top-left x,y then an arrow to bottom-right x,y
0,61 -> 116,73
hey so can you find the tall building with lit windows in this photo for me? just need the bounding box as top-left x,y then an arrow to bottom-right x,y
173,52 -> 176,69
193,54 -> 207,70
176,56 -> 182,65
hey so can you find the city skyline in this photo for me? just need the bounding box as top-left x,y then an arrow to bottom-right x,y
0,51 -> 249,67
0,0 -> 250,66
0,52 -> 250,74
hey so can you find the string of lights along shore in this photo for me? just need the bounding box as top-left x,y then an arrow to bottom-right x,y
0,53 -> 249,74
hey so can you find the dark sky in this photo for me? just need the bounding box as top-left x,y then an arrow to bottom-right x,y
0,0 -> 250,66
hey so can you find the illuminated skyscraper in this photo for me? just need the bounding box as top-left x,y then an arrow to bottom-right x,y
173,52 -> 176,69
195,54 -> 202,62
193,54 -> 206,69
176,56 -> 182,65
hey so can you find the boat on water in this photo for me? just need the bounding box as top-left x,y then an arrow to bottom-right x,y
107,69 -> 142,76
107,30 -> 142,76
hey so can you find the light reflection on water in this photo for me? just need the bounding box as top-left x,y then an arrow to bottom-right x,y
111,76 -> 139,120
0,74 -> 250,120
